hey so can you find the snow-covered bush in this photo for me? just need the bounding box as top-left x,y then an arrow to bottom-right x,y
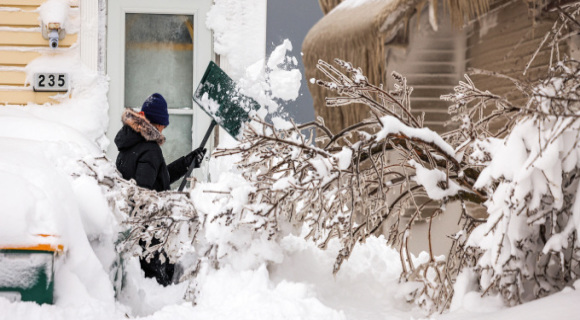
449,60 -> 580,306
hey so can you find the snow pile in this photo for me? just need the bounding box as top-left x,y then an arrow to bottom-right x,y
38,0 -> 72,31
0,1 -> 116,311
271,234 -> 418,320
0,117 -> 118,309
206,0 -> 267,80
117,260 -> 190,317
188,265 -> 345,320
0,116 -> 103,249
191,172 -> 286,271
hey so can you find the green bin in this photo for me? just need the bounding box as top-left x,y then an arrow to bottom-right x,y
0,239 -> 62,305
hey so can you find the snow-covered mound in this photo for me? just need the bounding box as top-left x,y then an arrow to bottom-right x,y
0,115 -> 117,311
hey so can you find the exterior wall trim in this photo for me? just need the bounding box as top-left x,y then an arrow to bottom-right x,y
80,0 -> 99,71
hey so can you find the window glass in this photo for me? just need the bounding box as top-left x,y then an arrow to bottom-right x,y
125,13 -> 194,110
161,114 -> 193,164
162,114 -> 193,190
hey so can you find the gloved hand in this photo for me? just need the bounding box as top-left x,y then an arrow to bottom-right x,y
184,147 -> 207,169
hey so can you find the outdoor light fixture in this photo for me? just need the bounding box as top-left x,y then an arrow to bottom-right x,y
41,22 -> 66,49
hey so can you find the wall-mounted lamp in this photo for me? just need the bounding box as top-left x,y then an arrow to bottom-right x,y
42,22 -> 66,49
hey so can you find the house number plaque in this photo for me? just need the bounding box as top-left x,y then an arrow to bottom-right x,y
33,73 -> 69,92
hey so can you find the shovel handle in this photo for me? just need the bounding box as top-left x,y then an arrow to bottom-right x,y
178,120 -> 217,192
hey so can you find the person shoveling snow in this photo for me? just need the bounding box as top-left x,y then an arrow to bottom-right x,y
114,93 -> 206,286
113,63 -> 258,286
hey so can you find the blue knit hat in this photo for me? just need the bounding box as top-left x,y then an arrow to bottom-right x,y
141,93 -> 169,126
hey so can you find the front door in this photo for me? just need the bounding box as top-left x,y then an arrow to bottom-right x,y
107,0 -> 213,184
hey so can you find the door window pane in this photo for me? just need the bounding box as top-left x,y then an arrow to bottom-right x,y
125,13 -> 194,110
162,114 -> 193,190
161,114 -> 193,164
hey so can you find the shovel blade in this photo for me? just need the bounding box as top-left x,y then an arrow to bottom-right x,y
193,61 -> 259,140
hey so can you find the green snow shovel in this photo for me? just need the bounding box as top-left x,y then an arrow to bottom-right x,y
178,61 -> 260,191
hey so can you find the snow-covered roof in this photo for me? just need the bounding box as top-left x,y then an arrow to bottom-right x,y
303,0 -> 422,134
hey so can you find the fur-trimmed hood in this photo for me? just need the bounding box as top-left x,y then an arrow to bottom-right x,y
119,108 -> 165,146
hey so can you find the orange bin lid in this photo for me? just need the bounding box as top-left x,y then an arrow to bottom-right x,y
0,234 -> 64,253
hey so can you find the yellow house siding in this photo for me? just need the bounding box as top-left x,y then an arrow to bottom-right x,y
0,31 -> 78,47
0,0 -> 45,5
0,11 -> 39,27
0,0 -> 78,10
0,0 -> 78,106
0,90 -> 58,104
0,51 -> 41,66
0,71 -> 27,86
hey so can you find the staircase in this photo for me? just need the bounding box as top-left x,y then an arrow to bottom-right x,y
386,6 -> 465,134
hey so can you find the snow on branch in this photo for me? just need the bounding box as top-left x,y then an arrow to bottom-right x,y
75,157 -> 201,265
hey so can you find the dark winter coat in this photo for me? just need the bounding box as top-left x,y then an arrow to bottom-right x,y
115,109 -> 189,192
